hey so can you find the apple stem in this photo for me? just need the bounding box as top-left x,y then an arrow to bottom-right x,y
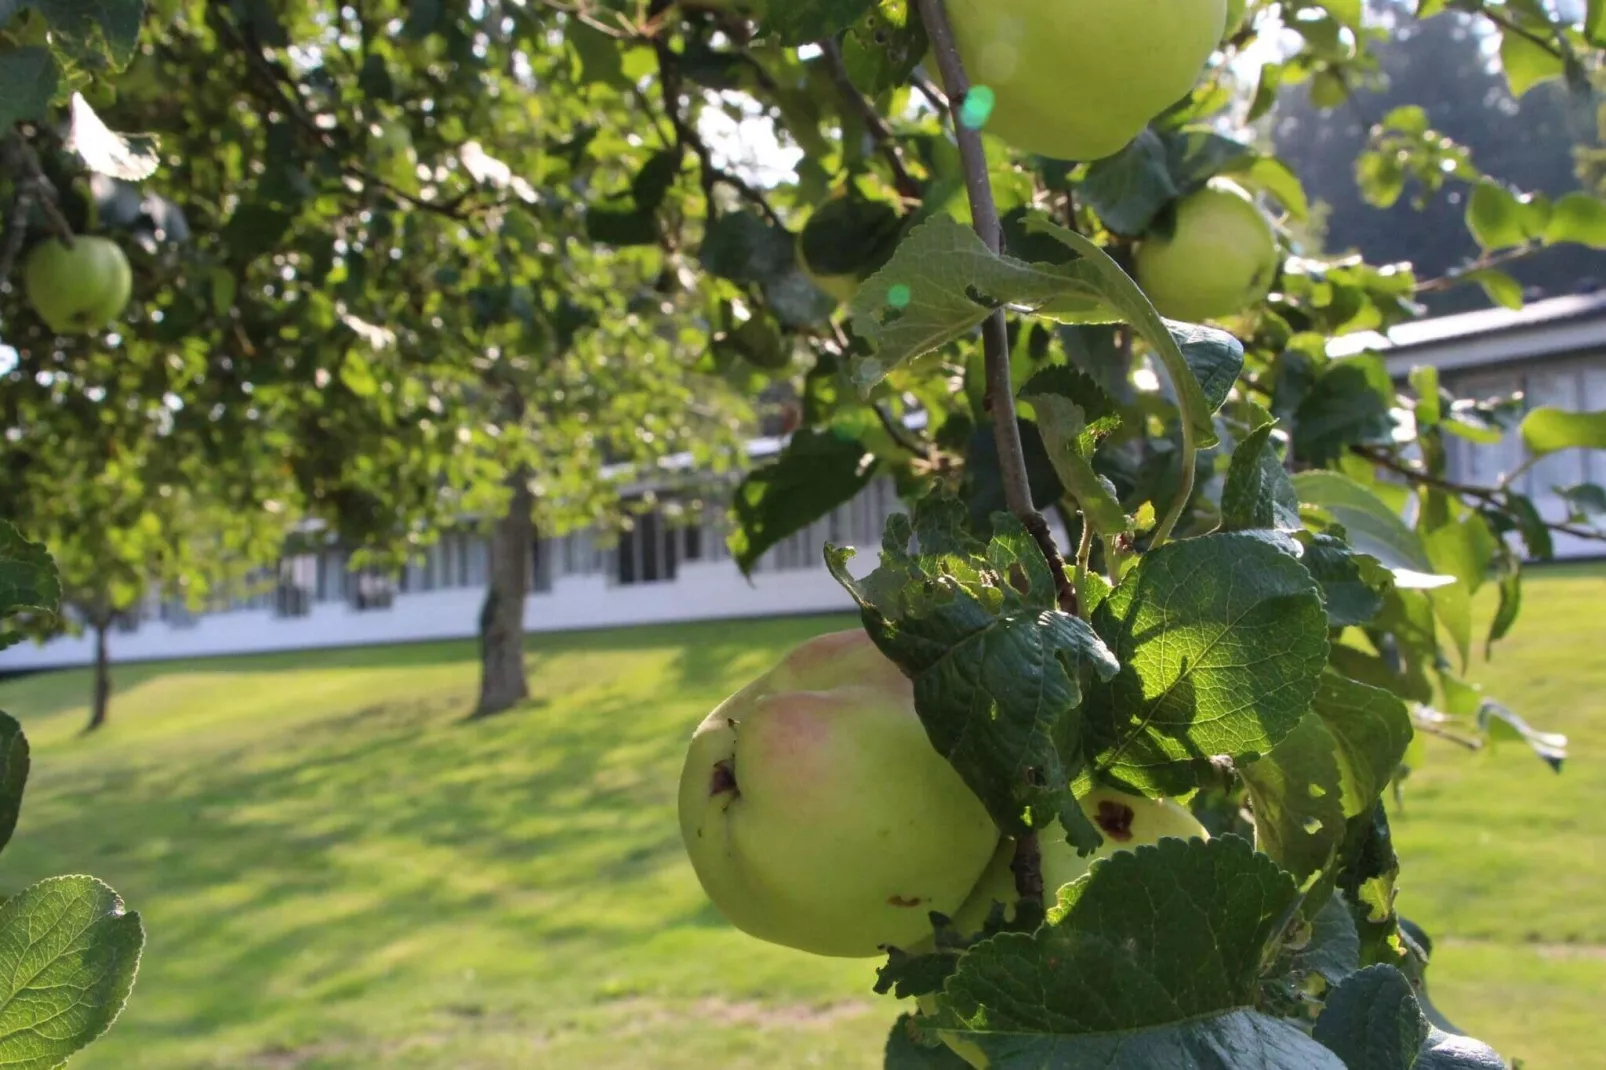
0,133 -> 76,283
912,0 -> 1078,620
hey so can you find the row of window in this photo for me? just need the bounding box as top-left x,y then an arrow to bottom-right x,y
114,479 -> 907,627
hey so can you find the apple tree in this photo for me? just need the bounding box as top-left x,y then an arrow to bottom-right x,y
595,0 -> 1606,1064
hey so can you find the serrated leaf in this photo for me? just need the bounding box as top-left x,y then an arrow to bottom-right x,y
1084,532 -> 1330,794
729,430 -> 878,575
1311,673 -> 1413,817
1313,964 -> 1430,1070
0,520 -> 60,650
1163,128 -> 1254,193
827,496 -> 1120,843
0,47 -> 56,132
1543,192 -> 1606,248
1227,156 -> 1311,221
0,713 -> 27,857
758,0 -> 877,44
1292,361 -> 1394,465
1294,471 -> 1437,575
1019,367 -> 1129,535
1465,182 -> 1527,250
66,93 -> 159,180
1519,405 -> 1606,454
0,876 -> 144,1070
1221,422 -> 1300,532
1081,129 -> 1177,236
937,838 -> 1342,1069
1242,712 -> 1347,886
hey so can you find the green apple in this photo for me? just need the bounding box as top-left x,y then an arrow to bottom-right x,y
797,194 -> 903,305
678,630 -> 999,958
1223,0 -> 1248,38
23,237 -> 133,335
1135,181 -> 1279,321
945,0 -> 1226,161
944,786 -> 1209,936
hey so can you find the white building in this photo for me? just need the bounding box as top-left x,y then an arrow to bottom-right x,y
4,294 -> 1604,673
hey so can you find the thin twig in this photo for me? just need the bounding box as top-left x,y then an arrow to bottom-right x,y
1150,435 -> 1196,549
1415,241 -> 1545,294
915,0 -> 1066,909
819,38 -> 923,202
1074,518 -> 1095,612
873,402 -> 933,460
1354,445 -> 1606,543
2,134 -> 75,263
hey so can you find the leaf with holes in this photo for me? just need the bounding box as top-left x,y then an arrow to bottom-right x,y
932,837 -> 1342,1068
1242,712 -> 1347,887
1019,366 -> 1129,535
1312,673 -> 1414,816
826,495 -> 1119,846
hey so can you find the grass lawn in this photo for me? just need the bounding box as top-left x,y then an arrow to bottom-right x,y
0,566 -> 1601,1068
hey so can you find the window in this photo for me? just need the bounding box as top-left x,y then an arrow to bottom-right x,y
616,508 -> 679,585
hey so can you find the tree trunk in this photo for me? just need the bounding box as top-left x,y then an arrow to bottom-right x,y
475,472 -> 534,717
86,620 -> 112,732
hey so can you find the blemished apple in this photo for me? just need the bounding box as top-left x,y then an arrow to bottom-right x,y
678,630 -> 999,958
1135,180 -> 1279,321
945,0 -> 1226,161
23,236 -> 132,335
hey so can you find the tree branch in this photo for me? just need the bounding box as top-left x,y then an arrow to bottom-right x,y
1354,445 -> 1606,544
1414,240 -> 1543,294
1,133 -> 75,281
819,38 -> 923,203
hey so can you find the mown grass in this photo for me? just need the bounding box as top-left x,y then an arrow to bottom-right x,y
0,565 -> 1601,1068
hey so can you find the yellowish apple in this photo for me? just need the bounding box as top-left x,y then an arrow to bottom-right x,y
945,0 -> 1226,161
1135,180 -> 1279,321
23,237 -> 132,335
678,630 -> 999,957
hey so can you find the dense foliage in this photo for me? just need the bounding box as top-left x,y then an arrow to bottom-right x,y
5,0 -> 1606,1065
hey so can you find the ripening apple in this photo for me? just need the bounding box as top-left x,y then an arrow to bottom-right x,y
797,193 -> 903,305
23,237 -> 132,335
945,0 -> 1226,161
1135,180 -> 1279,321
678,630 -> 999,958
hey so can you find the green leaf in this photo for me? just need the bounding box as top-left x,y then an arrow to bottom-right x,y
27,0 -> 144,68
1519,406 -> 1606,454
1311,673 -> 1413,817
827,496 -> 1120,844
1499,28 -> 1565,97
1296,532 -> 1390,628
1487,566 -> 1521,657
936,837 -> 1342,1069
842,0 -> 928,97
1410,365 -> 1441,428
758,0 -> 878,44
728,430 -> 878,575
1293,893 -> 1363,987
1081,130 -> 1177,236
1292,361 -> 1394,465
1242,712 -> 1347,886
1467,268 -> 1524,310
1227,155 -> 1311,221
1313,964 -> 1430,1070
701,210 -> 835,328
220,203 -> 294,266
0,713 -> 27,857
1415,1029 -> 1507,1069
1019,367 -> 1129,535
1478,700 -> 1567,771
1084,532 -> 1329,794
1558,482 -> 1606,522
1221,422 -> 1301,532
1545,192 -> 1606,248
0,520 -> 60,651
1023,215 -> 1238,448
1163,129 -> 1254,193
0,876 -> 144,1070
584,205 -> 659,247
1294,472 -> 1437,575
1465,182 -> 1528,250
0,47 -> 56,132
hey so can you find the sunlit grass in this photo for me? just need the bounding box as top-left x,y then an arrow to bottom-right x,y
0,566 -> 1600,1068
